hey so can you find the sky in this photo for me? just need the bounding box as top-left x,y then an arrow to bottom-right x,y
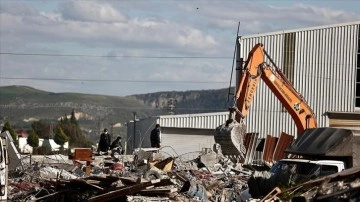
1,0 -> 360,97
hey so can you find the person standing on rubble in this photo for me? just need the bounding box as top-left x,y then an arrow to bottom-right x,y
110,135 -> 124,155
98,128 -> 111,152
150,124 -> 161,148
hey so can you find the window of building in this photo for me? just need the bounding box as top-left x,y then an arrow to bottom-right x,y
282,32 -> 296,112
283,32 -> 296,83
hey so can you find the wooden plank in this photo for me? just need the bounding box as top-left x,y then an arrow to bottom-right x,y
72,148 -> 92,161
96,185 -> 127,195
173,172 -> 188,183
88,180 -> 159,202
33,190 -> 70,201
140,188 -> 178,195
94,178 -> 173,196
85,175 -> 120,182
153,179 -> 173,187
116,176 -> 139,185
260,187 -> 281,202
66,179 -> 104,190
88,179 -> 175,202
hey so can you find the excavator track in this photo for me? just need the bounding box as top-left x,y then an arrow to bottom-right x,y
214,121 -> 247,158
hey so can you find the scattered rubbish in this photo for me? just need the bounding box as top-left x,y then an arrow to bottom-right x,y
4,142 -> 360,202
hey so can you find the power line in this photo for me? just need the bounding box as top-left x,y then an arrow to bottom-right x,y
0,52 -> 231,59
0,105 -> 227,111
0,77 -> 228,84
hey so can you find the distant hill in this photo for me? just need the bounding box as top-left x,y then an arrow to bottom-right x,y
132,89 -> 231,113
0,85 -> 233,142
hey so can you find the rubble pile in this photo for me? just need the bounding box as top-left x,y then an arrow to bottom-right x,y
7,147 -> 360,201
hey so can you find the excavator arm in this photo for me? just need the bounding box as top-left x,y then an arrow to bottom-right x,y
235,43 -> 317,132
214,43 -> 317,157
234,43 -> 264,121
260,58 -> 317,132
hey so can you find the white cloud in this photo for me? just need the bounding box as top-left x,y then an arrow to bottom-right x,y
0,2 -> 220,54
59,1 -> 127,22
286,3 -> 360,25
0,1 -> 359,96
178,2 -> 360,35
0,2 -> 38,16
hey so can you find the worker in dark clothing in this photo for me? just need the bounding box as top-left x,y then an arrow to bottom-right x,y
98,128 -> 111,152
150,124 -> 161,148
106,129 -> 111,149
110,135 -> 124,155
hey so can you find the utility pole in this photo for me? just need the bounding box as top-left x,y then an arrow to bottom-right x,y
168,98 -> 176,115
133,112 -> 136,150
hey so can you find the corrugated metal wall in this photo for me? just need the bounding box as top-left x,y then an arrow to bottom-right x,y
126,112 -> 228,153
158,112 -> 228,129
240,22 -> 360,140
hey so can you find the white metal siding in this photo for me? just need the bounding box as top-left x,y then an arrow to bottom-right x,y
240,22 -> 360,140
161,132 -> 215,159
158,112 -> 228,129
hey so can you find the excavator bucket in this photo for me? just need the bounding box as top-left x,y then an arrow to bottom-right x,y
214,120 -> 247,158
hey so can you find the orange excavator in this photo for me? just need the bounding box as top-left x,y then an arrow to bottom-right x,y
214,43 -> 317,157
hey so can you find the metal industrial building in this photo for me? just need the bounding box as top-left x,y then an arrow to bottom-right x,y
239,21 -> 360,140
126,21 -> 360,157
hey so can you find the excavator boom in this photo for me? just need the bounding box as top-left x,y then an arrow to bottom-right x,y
260,58 -> 317,132
235,43 -> 264,121
214,43 -> 317,158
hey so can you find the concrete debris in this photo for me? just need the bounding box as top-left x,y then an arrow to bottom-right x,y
5,146 -> 360,202
39,166 -> 78,179
186,183 -> 208,201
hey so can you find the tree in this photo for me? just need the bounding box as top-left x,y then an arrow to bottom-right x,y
61,113 -> 69,124
70,109 -> 78,125
31,120 -> 51,139
1,121 -> 18,145
57,110 -> 92,148
64,114 -> 68,122
27,129 -> 39,148
54,126 -> 69,150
